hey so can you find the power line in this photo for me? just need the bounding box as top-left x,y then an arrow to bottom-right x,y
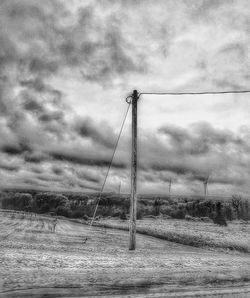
139,90 -> 250,97
90,102 -> 131,226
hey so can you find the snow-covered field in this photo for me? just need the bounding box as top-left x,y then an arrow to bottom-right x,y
1,210 -> 250,297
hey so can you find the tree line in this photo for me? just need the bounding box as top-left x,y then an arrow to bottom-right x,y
0,191 -> 249,225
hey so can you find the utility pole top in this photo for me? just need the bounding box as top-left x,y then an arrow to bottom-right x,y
133,89 -> 139,98
126,90 -> 139,105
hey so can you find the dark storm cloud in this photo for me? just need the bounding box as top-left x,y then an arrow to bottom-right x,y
138,121 -> 249,186
208,176 -> 244,186
23,178 -> 47,188
36,174 -> 62,183
0,0 -> 146,86
48,149 -> 127,169
1,141 -> 32,156
74,117 -> 116,149
0,0 -> 249,194
158,125 -> 190,145
20,91 -> 44,113
0,0 -> 147,190
77,181 -> 100,192
38,111 -> 64,123
76,170 -> 101,184
6,111 -> 26,133
0,1 -> 62,74
140,172 -> 157,183
184,171 -> 245,187
19,76 -> 61,96
1,145 -> 24,155
150,160 -> 210,184
79,24 -> 145,82
24,152 -> 48,163
159,122 -> 243,155
51,165 -> 64,176
30,166 -> 43,174
28,58 -> 59,76
151,163 -> 190,175
20,78 -> 48,93
17,87 -> 67,133
0,161 -> 19,172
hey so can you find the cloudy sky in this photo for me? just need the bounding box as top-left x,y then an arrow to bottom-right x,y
0,0 -> 250,195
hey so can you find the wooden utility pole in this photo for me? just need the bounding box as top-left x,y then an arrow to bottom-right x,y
129,90 -> 138,250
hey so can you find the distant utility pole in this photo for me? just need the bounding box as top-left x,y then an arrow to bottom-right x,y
169,178 -> 172,196
118,181 -> 122,195
203,176 -> 209,197
129,90 -> 139,250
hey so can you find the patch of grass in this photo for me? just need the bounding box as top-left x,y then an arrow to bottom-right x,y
94,219 -> 250,253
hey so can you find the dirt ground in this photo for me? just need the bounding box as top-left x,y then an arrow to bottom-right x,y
0,211 -> 250,297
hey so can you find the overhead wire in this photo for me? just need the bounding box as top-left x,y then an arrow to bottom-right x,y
139,90 -> 250,97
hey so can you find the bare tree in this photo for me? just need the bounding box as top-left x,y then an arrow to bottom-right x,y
232,195 -> 242,219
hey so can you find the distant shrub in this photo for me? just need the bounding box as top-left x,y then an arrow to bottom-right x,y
137,209 -> 144,219
140,199 -> 149,206
2,191 -> 249,222
40,203 -> 50,213
56,206 -> 70,217
160,206 -> 172,215
170,209 -> 185,219
113,210 -> 122,218
200,217 -> 212,223
223,204 -> 234,220
153,199 -> 161,216
98,197 -> 109,206
120,210 -> 127,220
177,203 -> 185,209
213,202 -> 227,226
185,215 -> 195,221
71,210 -> 85,218
241,200 -> 250,221
49,211 -> 56,216
97,206 -> 113,217
185,215 -> 201,222
34,193 -> 69,214
231,195 -> 241,219
213,216 -> 227,226
2,192 -> 33,211
82,214 -> 89,221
